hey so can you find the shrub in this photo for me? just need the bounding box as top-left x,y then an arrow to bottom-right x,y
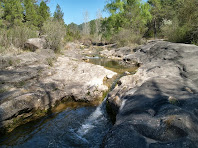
0,25 -> 37,53
111,29 -> 144,47
65,28 -> 81,42
42,20 -> 66,53
161,19 -> 190,43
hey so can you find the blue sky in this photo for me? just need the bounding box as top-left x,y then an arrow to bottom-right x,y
47,0 -> 109,25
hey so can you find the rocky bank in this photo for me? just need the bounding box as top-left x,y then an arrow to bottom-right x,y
0,46 -> 116,133
104,41 -> 198,148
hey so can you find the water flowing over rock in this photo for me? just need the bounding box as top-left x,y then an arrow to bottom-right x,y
0,48 -> 116,133
104,41 -> 198,148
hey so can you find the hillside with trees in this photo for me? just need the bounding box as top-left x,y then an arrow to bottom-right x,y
0,0 -> 65,53
0,0 -> 197,54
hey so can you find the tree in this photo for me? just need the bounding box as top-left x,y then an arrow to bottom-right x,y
83,11 -> 90,35
53,4 -> 64,22
90,20 -> 96,35
0,1 -> 4,27
95,9 -> 102,39
66,22 -> 81,41
3,0 -> 23,26
38,1 -> 50,27
24,0 -> 38,27
102,0 -> 151,42
147,0 -> 198,43
122,0 -> 152,34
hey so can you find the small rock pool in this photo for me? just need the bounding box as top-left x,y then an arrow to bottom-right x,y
86,56 -> 137,74
0,100 -> 112,148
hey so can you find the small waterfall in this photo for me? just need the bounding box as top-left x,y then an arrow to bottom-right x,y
77,97 -> 108,137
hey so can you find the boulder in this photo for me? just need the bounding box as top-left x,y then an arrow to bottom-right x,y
24,38 -> 46,51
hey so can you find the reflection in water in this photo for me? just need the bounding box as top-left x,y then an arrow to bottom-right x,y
88,57 -> 137,74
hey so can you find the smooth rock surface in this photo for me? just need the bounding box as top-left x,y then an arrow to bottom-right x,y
104,41 -> 198,148
0,48 -> 116,132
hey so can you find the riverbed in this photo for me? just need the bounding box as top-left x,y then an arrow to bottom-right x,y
0,56 -> 137,148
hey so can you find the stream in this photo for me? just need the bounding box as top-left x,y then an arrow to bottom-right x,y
0,57 -> 137,148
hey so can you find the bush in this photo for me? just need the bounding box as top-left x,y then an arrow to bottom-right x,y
161,19 -> 190,43
111,29 -> 144,47
42,20 -> 66,52
65,28 -> 81,42
0,25 -> 37,53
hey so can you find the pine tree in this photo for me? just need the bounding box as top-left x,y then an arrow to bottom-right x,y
53,4 -> 64,22
24,0 -> 38,27
38,1 -> 50,27
3,0 -> 23,26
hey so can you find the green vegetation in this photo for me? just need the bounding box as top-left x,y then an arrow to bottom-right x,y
0,87 -> 7,93
101,0 -> 198,45
46,57 -> 56,67
53,4 -> 64,22
0,0 -> 197,54
42,19 -> 66,52
101,0 -> 152,45
64,0 -> 198,46
147,0 -> 198,44
0,0 -> 65,54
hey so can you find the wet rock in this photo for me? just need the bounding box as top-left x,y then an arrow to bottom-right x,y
104,41 -> 198,147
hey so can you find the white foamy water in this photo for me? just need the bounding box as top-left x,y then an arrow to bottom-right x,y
77,98 -> 107,136
1,97 -> 112,148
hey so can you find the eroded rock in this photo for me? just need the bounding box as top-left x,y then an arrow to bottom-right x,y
0,48 -> 117,134
104,41 -> 198,148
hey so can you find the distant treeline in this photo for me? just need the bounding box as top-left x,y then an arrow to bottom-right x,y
0,0 -> 198,54
0,0 -> 65,53
68,0 -> 198,46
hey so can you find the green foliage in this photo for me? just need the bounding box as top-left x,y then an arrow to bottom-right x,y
105,0 -> 124,15
148,0 -> 198,44
65,23 -> 81,41
0,25 -> 37,50
3,0 -> 24,26
161,19 -> 189,43
90,20 -> 96,35
42,19 -> 66,52
0,0 -> 52,53
24,0 -> 38,27
102,0 -> 151,44
0,0 -> 50,29
111,29 -> 143,46
0,1 -> 4,27
38,1 -> 50,27
53,4 -> 64,22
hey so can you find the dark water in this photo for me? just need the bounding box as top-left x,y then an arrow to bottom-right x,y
0,100 -> 112,148
87,56 -> 137,74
